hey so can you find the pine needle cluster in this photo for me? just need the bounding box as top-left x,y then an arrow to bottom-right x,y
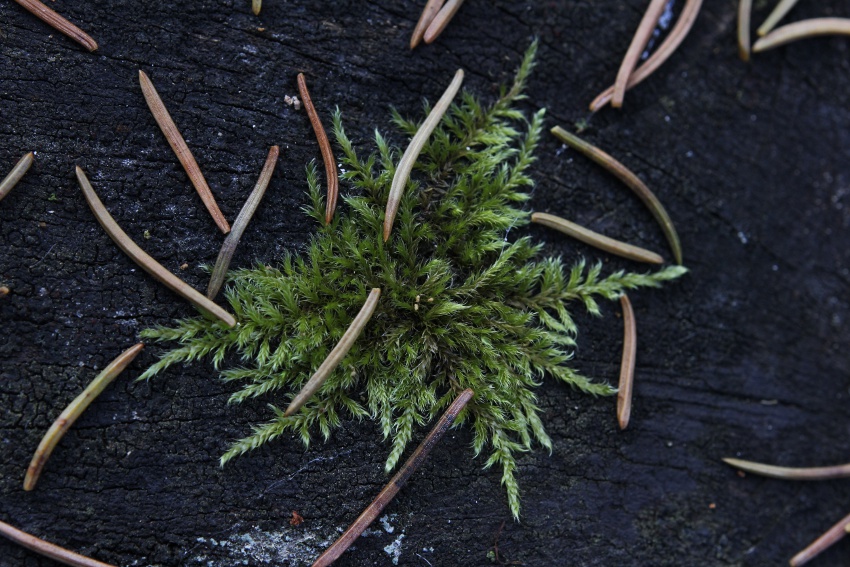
139,42 -> 686,518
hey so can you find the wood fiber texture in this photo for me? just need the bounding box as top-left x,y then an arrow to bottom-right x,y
2,1 -> 850,565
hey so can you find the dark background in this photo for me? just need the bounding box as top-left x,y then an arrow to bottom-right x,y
2,1 -> 850,565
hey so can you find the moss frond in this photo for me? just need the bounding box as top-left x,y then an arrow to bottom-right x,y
141,42 -> 685,520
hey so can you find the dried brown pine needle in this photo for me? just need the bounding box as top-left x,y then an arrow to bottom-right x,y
297,73 -> 339,224
411,0 -> 444,49
789,510 -> 850,567
312,388 -> 474,567
612,0 -> 669,108
24,343 -> 144,491
0,152 -> 34,202
207,146 -> 279,299
532,212 -> 664,265
423,0 -> 465,44
738,0 -> 753,61
590,0 -> 704,112
75,166 -> 236,328
0,518 -> 116,567
722,458 -> 850,481
617,294 -> 636,430
138,70 -> 231,234
753,18 -> 850,52
757,0 -> 801,36
12,0 -> 98,52
384,69 -> 464,241
284,288 -> 382,417
550,126 -> 682,264
252,0 -> 262,15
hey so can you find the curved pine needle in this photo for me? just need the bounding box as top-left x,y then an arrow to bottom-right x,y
297,73 -> 339,225
789,510 -> 850,567
138,70 -> 231,234
284,288 -> 382,417
550,126 -> 682,264
252,0 -> 262,15
0,152 -> 34,202
207,146 -> 279,299
423,0 -> 465,44
312,389 -> 474,567
612,0 -> 670,108
753,18 -> 850,52
0,518 -> 116,567
722,458 -> 850,481
617,294 -> 636,430
532,212 -> 664,265
757,0 -> 801,36
590,0 -> 704,112
738,0 -> 753,61
384,69 -> 464,241
24,343 -> 144,491
12,0 -> 98,52
411,0 -> 445,49
75,167 -> 236,328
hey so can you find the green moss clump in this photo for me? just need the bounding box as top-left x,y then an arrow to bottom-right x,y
140,42 -> 685,518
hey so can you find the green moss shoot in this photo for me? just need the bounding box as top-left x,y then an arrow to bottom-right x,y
139,42 -> 686,519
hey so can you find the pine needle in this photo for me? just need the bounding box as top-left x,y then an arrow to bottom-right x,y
297,73 -> 339,224
76,167 -> 236,327
0,152 -> 34,202
532,212 -> 664,265
0,519 -> 116,567
612,0 -> 669,108
423,0 -> 465,44
550,126 -> 682,264
753,18 -> 850,52
284,288 -> 382,417
24,343 -> 144,491
312,389 -> 474,567
738,0 -> 753,61
384,68 -> 463,241
252,0 -> 262,15
12,0 -> 98,51
411,0 -> 444,49
138,70 -> 231,234
757,0 -> 800,37
617,294 -> 636,430
722,458 -> 850,481
789,511 -> 850,567
207,146 -> 279,299
590,0 -> 704,111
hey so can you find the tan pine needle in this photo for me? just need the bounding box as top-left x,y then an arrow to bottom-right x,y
0,518 -> 116,567
0,152 -> 34,202
12,0 -> 98,51
617,294 -> 636,430
612,0 -> 669,108
753,18 -> 850,52
297,73 -> 339,224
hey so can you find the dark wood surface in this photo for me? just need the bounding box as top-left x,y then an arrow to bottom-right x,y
2,1 -> 850,565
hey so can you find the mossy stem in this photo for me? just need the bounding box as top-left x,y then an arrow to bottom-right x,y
722,458 -> 850,481
550,126 -> 682,264
24,343 -> 144,491
423,0 -> 465,44
411,0 -> 444,49
285,288 -> 382,416
0,152 -> 34,202
76,166 -> 236,327
297,73 -> 339,224
11,0 -> 98,51
617,294 -> 636,430
612,0 -> 669,108
207,146 -> 279,299
384,69 -> 463,241
0,518 -> 116,567
738,0 -> 752,61
590,0 -> 703,112
138,70 -> 231,234
789,510 -> 850,567
312,389 -> 474,567
753,18 -> 850,52
757,0 -> 800,36
532,212 -> 664,265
